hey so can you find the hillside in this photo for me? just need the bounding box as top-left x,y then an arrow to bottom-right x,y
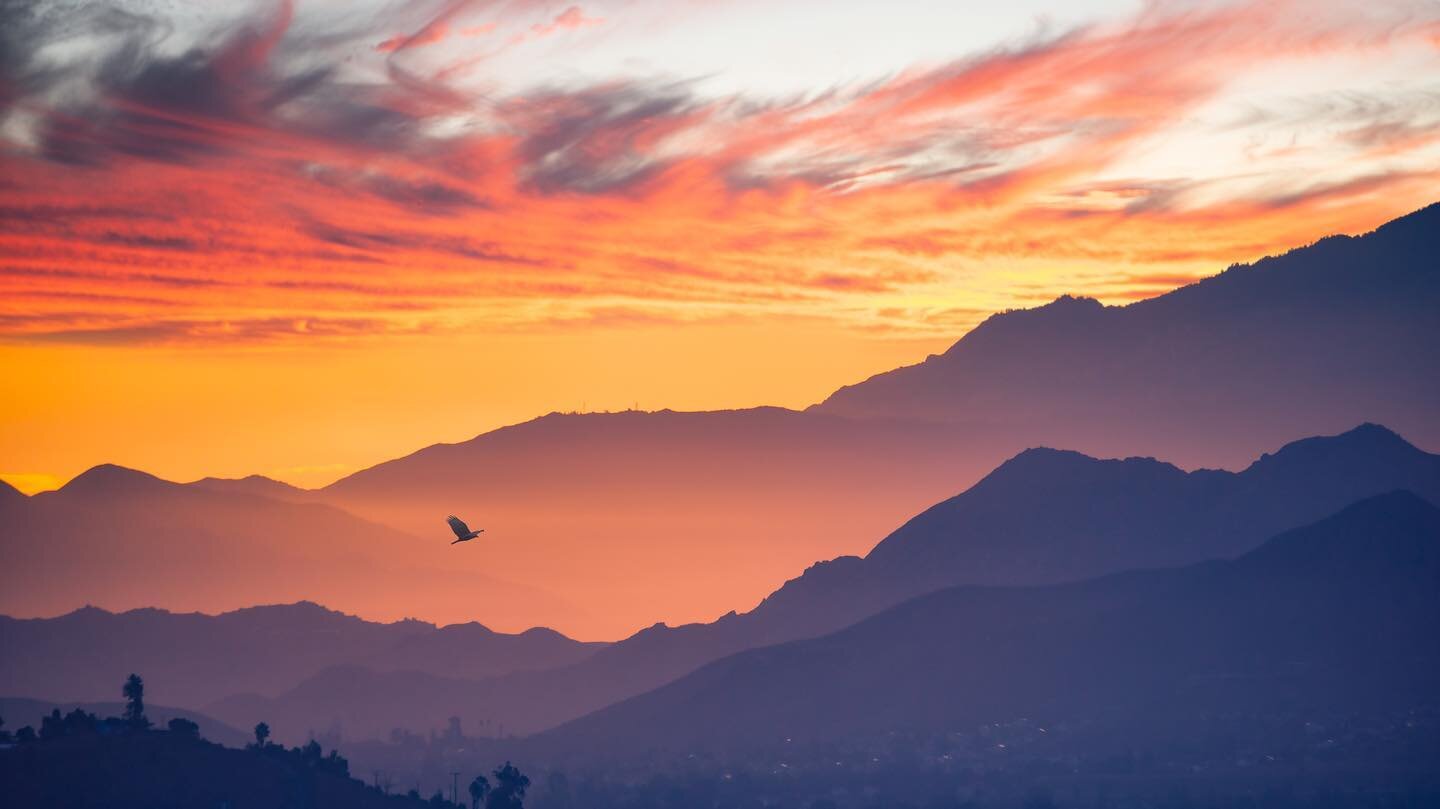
539,491 -> 1440,755
816,203 -> 1440,469
316,408 -> 1005,636
203,424 -> 1440,739
0,466 -> 577,630
0,728 -> 446,809
5,207 -> 1435,639
312,205 -> 1440,636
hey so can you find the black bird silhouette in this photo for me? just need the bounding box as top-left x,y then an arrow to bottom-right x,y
447,515 -> 484,544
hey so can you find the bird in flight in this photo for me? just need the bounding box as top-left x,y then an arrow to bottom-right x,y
447,515 -> 484,544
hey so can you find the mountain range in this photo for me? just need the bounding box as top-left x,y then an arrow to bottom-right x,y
817,202 -> 1440,466
2,203 -> 1436,640
537,490 -> 1440,757
134,422 -> 1440,742
0,601 -> 603,711
0,466 -> 579,630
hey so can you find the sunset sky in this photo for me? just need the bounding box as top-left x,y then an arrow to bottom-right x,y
3,0 -> 1438,492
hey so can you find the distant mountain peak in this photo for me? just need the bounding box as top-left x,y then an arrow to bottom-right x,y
1333,422 -> 1410,448
1246,423 -> 1422,475
196,473 -> 298,487
1327,421 -> 1403,439
1239,489 -> 1440,575
1039,293 -> 1105,310
187,474 -> 310,500
986,445 -> 1181,482
945,293 -> 1108,355
56,604 -> 115,620
1006,445 -> 1097,464
432,620 -> 497,636
58,463 -> 174,497
227,600 -> 353,620
812,203 -> 1439,472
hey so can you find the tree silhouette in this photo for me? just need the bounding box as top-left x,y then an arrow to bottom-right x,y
167,717 -> 199,737
39,708 -> 99,739
468,774 -> 490,809
485,762 -> 529,809
122,673 -> 148,728
254,722 -> 270,748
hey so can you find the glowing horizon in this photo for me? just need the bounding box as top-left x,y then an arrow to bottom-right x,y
3,0 -> 1439,491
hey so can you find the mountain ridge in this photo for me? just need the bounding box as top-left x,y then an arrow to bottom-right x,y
0,598 -> 606,723
198,423 -> 1440,741
814,202 -> 1439,470
534,490 -> 1440,756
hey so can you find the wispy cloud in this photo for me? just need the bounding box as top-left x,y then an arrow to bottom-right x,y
1,0 -> 1437,344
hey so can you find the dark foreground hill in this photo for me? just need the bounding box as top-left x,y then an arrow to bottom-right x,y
538,491 -> 1440,757
0,730 -> 442,809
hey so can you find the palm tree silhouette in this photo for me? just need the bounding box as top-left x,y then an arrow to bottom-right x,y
122,674 -> 148,728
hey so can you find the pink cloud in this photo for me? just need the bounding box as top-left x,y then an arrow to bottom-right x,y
531,6 -> 604,37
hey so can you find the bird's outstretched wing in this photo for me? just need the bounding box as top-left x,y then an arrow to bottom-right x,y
446,515 -> 470,538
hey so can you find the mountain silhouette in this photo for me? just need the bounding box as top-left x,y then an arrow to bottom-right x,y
536,491 -> 1440,756
685,423 -> 1440,673
0,465 -> 578,630
0,601 -> 603,714
815,203 -> 1440,469
189,425 -> 1440,740
5,207 -> 1434,639
308,204 -> 1437,636
188,473 -> 313,502
0,723 -> 443,809
863,422 -> 1440,582
315,407 -> 1004,636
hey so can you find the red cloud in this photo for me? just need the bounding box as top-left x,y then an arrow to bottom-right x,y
532,6 -> 603,37
1,0 -> 1437,345
377,22 -> 452,53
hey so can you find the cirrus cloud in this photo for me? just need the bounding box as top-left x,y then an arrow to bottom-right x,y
0,0 -> 1437,345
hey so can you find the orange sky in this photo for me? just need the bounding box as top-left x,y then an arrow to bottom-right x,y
2,0 -> 1439,491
